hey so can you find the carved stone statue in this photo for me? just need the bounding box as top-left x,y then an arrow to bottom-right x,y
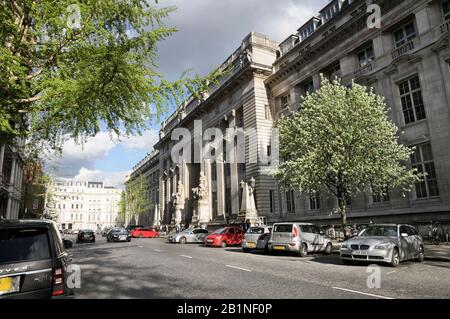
192,171 -> 207,200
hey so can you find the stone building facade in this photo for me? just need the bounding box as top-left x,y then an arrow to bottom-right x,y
128,0 -> 450,230
0,133 -> 25,220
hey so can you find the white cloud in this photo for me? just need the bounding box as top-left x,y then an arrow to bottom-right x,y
73,167 -> 130,189
118,130 -> 159,151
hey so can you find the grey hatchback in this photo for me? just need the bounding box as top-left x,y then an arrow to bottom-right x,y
242,226 -> 272,252
340,224 -> 425,267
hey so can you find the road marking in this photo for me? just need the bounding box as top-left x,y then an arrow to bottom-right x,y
180,255 -> 193,259
386,270 -> 397,275
225,265 -> 252,272
332,287 -> 394,299
154,249 -> 162,252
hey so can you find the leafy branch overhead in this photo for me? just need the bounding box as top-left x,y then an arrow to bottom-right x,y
0,0 -> 224,146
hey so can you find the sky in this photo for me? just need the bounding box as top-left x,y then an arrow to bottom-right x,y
46,0 -> 325,189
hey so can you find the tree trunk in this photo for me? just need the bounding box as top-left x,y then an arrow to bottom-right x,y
338,197 -> 348,240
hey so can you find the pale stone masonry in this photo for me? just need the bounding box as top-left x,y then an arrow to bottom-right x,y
128,0 -> 450,231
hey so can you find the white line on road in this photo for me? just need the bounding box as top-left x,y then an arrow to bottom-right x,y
332,287 -> 395,299
386,270 -> 397,275
180,255 -> 193,259
154,249 -> 162,252
225,265 -> 252,272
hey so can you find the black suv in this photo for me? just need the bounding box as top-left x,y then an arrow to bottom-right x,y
0,220 -> 75,299
76,229 -> 95,243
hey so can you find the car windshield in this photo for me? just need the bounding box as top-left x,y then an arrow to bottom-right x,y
112,229 -> 127,235
247,227 -> 265,234
214,228 -> 227,235
273,224 -> 293,233
0,227 -> 51,263
359,226 -> 397,237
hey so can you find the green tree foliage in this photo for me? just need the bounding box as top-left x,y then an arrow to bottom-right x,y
0,0 -> 223,147
273,78 -> 421,238
124,174 -> 152,222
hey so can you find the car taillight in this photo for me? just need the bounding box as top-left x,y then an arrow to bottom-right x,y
52,267 -> 64,296
293,227 -> 299,238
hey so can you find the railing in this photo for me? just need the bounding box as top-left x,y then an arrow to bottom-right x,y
440,20 -> 450,34
353,62 -> 373,78
392,40 -> 415,60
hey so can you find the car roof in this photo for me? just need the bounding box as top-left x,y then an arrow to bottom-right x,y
0,219 -> 55,229
273,222 -> 314,226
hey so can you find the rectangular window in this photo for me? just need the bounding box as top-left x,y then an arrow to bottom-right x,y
325,62 -> 341,80
269,190 -> 275,213
411,143 -> 440,198
443,0 -> 450,20
357,45 -> 375,67
399,76 -> 426,125
286,190 -> 296,213
393,22 -> 416,48
372,189 -> 390,203
281,95 -> 291,109
309,193 -> 321,210
303,79 -> 314,95
264,104 -> 272,120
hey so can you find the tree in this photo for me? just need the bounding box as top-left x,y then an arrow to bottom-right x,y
124,174 -> 152,224
118,190 -> 127,226
273,78 -> 421,239
0,0 -> 223,147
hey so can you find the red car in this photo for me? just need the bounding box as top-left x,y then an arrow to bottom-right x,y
204,227 -> 244,248
130,227 -> 160,238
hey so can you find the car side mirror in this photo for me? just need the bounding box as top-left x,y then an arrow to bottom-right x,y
64,239 -> 73,249
401,233 -> 408,238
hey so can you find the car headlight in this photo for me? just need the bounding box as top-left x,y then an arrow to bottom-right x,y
374,243 -> 392,249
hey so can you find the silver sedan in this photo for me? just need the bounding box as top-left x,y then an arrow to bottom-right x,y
167,228 -> 209,244
340,224 -> 425,267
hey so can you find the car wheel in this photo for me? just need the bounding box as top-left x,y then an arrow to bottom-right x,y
221,241 -> 227,248
243,248 -> 250,253
298,243 -> 308,257
416,246 -> 425,263
92,238 -> 95,243
324,242 -> 332,255
127,238 -> 131,242
390,248 -> 400,267
179,237 -> 187,244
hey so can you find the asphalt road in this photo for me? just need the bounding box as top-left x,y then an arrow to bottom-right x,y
67,235 -> 450,299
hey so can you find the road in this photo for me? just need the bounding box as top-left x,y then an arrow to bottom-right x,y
68,235 -> 450,299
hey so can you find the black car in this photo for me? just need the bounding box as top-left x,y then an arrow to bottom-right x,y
106,228 -> 131,242
76,229 -> 95,243
0,220 -> 74,299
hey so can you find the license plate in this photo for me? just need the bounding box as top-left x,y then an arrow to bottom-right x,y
273,245 -> 286,251
353,250 -> 368,255
0,277 -> 20,296
247,242 -> 257,249
119,236 -> 127,241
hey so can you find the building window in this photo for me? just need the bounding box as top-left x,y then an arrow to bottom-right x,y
269,190 -> 275,213
325,62 -> 341,81
264,104 -> 272,120
443,0 -> 450,20
372,189 -> 390,203
357,45 -> 375,67
309,193 -> 321,210
399,76 -> 426,125
393,22 -> 416,48
286,190 -> 296,213
411,143 -> 440,198
303,79 -> 314,96
281,94 -> 291,109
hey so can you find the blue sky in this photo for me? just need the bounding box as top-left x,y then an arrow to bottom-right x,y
47,0 -> 324,188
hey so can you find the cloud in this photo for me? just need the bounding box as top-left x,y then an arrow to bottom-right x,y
73,168 -> 130,189
47,129 -> 158,177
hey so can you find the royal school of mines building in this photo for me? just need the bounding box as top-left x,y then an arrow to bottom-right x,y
127,0 -> 450,232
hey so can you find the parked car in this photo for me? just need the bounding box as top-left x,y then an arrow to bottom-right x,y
204,227 -> 244,248
168,228 -> 209,244
268,223 -> 332,257
0,219 -> 74,299
125,225 -> 145,232
73,230 -> 79,235
106,228 -> 131,242
130,227 -> 160,238
340,224 -> 425,267
76,229 -> 95,243
101,227 -> 113,237
242,226 -> 272,253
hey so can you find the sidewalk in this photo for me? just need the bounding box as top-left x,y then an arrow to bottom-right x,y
331,240 -> 450,262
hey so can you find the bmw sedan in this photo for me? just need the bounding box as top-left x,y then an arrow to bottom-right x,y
106,228 -> 131,242
168,228 -> 209,244
340,224 -> 425,267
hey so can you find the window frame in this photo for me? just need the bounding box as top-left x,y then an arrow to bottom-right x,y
398,76 -> 426,125
357,44 -> 375,67
443,0 -> 450,21
393,21 -> 417,48
411,143 -> 440,199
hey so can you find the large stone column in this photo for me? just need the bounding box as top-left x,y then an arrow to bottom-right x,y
159,177 -> 165,224
228,111 -> 240,216
216,160 -> 225,217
